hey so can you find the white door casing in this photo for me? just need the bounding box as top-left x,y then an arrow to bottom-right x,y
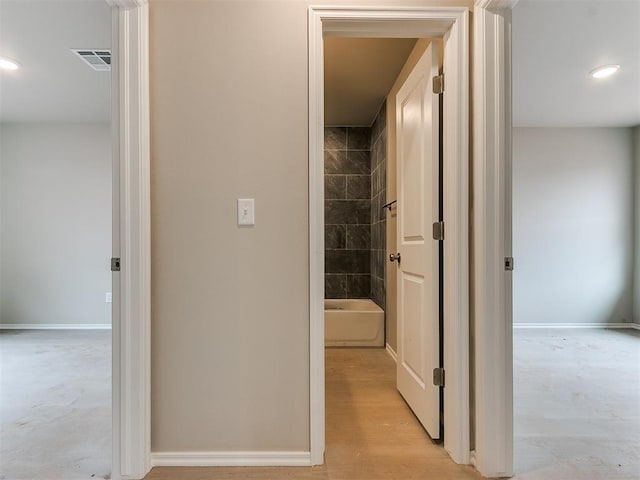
395,43 -> 441,439
472,0 -> 515,477
309,6 -> 469,466
106,0 -> 151,478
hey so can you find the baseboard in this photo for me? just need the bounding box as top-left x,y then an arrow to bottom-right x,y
0,323 -> 112,330
514,322 -> 639,330
150,451 -> 311,467
386,343 -> 398,362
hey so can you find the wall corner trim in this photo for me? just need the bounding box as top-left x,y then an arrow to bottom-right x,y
472,0 -> 514,477
150,451 -> 312,468
110,1 -> 151,479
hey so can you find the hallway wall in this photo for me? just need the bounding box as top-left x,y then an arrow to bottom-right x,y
150,1 -> 309,452
149,0 -> 472,454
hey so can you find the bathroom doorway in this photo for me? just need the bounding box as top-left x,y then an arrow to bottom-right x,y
311,5 -> 471,468
323,34 -> 444,433
320,35 -> 464,472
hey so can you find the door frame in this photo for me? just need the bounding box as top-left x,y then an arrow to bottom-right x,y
308,6 -> 470,466
107,1 -> 151,479
101,2 -> 518,477
472,0 -> 516,477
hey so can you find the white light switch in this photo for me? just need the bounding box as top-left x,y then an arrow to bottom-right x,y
237,198 -> 255,226
105,292 -> 112,303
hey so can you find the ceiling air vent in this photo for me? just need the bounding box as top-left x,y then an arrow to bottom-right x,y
71,49 -> 111,72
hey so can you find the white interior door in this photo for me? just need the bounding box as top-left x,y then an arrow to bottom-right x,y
395,43 -> 441,439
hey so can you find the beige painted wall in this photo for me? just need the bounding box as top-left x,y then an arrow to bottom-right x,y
149,0 -> 471,453
150,1 -> 310,452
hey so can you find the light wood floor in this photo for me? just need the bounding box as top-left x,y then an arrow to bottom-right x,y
145,348 -> 483,480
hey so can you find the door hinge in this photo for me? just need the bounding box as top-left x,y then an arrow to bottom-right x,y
432,221 -> 445,241
433,74 -> 444,94
111,257 -> 121,272
504,256 -> 514,271
433,368 -> 445,387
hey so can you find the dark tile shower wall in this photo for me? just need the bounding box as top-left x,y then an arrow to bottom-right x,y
324,127 -> 371,298
370,103 -> 387,310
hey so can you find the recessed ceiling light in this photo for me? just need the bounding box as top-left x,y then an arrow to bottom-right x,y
0,56 -> 20,71
589,64 -> 620,79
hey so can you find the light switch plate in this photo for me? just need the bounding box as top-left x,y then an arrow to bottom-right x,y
237,198 -> 255,226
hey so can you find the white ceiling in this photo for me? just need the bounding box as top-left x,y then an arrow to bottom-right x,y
3,1 -> 636,127
513,0 -> 640,127
324,38 -> 417,126
0,0 -> 111,123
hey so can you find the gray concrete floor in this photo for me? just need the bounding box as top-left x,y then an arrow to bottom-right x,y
1,329 -> 638,479
513,328 -> 640,479
0,330 -> 111,480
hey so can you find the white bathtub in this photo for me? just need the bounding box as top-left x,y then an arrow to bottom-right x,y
324,299 -> 384,347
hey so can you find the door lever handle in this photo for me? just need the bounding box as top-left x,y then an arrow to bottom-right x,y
389,253 -> 401,264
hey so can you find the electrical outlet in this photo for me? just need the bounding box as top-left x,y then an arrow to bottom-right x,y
105,292 -> 112,303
